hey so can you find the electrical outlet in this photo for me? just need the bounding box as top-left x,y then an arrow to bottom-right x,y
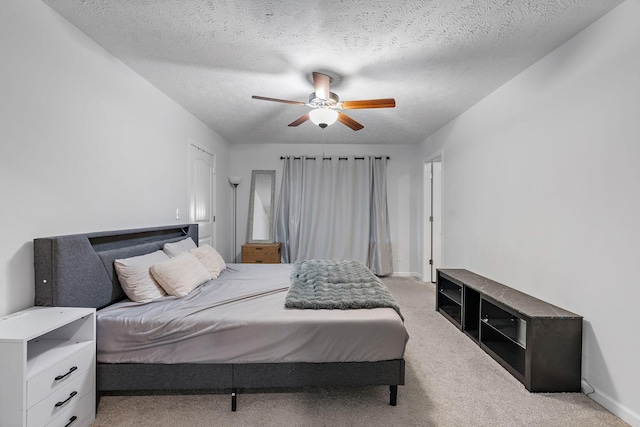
175,208 -> 181,220
397,253 -> 403,261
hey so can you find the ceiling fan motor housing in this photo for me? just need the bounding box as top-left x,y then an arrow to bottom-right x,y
309,92 -> 339,107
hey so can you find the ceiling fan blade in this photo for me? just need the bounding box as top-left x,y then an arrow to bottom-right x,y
252,95 -> 306,106
288,113 -> 310,127
312,72 -> 330,100
337,112 -> 364,131
340,98 -> 396,109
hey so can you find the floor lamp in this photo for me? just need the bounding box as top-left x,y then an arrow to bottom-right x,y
228,176 -> 242,262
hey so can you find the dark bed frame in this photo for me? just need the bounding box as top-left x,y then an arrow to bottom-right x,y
33,224 -> 405,411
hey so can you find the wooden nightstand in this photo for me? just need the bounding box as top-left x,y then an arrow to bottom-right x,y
242,242 -> 282,264
0,307 -> 96,427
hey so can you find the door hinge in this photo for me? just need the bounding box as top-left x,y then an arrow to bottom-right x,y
429,216 -> 433,222
429,259 -> 433,265
213,216 -> 216,222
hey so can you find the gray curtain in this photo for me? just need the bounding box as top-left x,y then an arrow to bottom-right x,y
275,156 -> 393,276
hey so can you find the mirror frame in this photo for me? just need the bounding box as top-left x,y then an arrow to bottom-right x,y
247,170 -> 276,243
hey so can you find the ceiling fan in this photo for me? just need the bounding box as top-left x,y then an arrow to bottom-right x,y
252,72 -> 396,131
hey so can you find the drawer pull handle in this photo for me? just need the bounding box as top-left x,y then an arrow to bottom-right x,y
55,366 -> 78,381
55,391 -> 78,407
255,247 -> 263,250
65,416 -> 78,427
255,260 -> 263,263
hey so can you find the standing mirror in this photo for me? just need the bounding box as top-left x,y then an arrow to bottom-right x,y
247,170 -> 276,243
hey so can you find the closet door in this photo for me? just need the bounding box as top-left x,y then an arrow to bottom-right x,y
431,160 -> 443,281
189,142 -> 216,247
425,160 -> 442,282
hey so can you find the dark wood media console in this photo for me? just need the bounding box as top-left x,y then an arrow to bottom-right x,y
436,269 -> 582,392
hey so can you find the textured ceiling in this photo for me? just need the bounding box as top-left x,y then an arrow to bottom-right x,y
42,0 -> 622,145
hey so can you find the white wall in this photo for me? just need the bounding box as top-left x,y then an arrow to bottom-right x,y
0,0 -> 231,316
419,0 -> 640,424
229,143 -> 417,274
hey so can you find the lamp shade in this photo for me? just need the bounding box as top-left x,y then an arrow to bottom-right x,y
228,176 -> 242,185
309,108 -> 338,128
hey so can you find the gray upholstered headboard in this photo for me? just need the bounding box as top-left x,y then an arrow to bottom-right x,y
34,224 -> 198,309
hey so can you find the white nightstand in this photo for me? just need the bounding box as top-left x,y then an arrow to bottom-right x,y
0,307 -> 96,427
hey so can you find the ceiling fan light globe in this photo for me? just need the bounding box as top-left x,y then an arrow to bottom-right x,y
309,108 -> 338,128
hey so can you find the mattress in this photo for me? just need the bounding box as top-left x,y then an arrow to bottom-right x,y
96,263 -> 409,364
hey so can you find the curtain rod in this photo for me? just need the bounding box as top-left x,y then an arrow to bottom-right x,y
280,156 -> 390,160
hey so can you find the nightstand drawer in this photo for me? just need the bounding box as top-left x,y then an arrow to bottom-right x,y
242,243 -> 281,263
27,369 -> 94,427
27,344 -> 94,408
42,392 -> 94,427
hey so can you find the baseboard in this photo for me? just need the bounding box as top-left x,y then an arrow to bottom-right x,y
390,272 -> 413,277
589,389 -> 640,426
390,272 -> 432,282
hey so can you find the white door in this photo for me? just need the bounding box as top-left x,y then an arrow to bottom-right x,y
188,143 -> 215,247
431,161 -> 443,281
424,160 -> 443,282
423,163 -> 432,281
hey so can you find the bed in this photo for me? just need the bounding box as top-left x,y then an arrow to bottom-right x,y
33,224 -> 408,410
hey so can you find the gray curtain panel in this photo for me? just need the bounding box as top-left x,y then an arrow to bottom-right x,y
275,156 -> 393,276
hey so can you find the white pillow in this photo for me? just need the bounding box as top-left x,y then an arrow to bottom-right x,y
150,251 -> 211,297
114,250 -> 169,302
163,237 -> 197,257
190,244 -> 226,279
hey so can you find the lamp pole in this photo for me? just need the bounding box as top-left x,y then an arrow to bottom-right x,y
228,176 -> 242,262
